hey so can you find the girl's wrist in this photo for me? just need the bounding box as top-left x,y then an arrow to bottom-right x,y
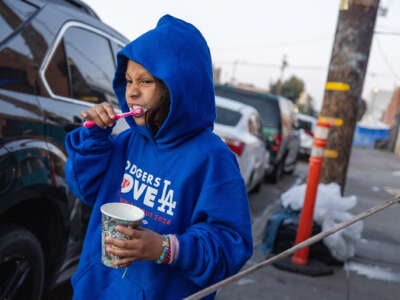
155,234 -> 179,264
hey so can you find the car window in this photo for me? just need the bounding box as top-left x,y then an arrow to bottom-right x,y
0,1 -> 40,94
45,39 -> 70,97
110,41 -> 123,65
214,86 -> 281,129
0,0 -> 38,43
297,118 -> 315,131
237,97 -> 280,128
61,27 -> 117,105
215,106 -> 241,126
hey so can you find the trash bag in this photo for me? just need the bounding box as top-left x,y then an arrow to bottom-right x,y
321,210 -> 363,261
262,207 -> 342,265
278,182 -> 363,262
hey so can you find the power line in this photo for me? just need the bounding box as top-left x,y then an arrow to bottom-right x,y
217,59 -> 398,80
374,30 -> 400,35
215,60 -> 393,74
216,60 -> 324,70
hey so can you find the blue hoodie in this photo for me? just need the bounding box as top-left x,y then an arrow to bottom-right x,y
65,15 -> 253,300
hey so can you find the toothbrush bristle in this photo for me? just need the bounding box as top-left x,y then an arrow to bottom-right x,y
132,106 -> 144,115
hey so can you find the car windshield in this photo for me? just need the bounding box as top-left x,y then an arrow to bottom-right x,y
215,106 -> 241,126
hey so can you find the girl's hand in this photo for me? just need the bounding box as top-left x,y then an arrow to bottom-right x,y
81,102 -> 116,129
105,226 -> 164,267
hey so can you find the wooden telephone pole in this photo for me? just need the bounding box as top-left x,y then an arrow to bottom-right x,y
320,0 -> 380,194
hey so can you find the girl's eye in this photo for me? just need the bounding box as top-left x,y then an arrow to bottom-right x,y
142,79 -> 154,85
126,79 -> 132,84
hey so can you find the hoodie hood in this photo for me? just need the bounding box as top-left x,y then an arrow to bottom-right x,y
113,14 -> 216,147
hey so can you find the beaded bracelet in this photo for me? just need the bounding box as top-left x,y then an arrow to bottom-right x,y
169,234 -> 179,263
156,235 -> 171,264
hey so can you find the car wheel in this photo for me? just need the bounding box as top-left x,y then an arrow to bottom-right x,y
284,156 -> 297,174
269,158 -> 284,183
0,225 -> 45,300
249,181 -> 262,194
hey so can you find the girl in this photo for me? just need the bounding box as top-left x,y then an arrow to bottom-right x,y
65,14 -> 253,300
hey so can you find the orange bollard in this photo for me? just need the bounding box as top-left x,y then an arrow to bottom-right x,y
291,121 -> 331,265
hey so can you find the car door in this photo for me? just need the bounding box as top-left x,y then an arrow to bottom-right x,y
37,21 -> 128,253
38,22 -> 127,140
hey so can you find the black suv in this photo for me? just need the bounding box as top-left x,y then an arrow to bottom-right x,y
0,1 -> 129,299
214,84 -> 300,183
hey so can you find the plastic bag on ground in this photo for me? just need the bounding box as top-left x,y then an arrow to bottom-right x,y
280,182 -> 363,262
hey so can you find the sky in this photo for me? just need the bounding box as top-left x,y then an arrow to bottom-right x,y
83,0 -> 400,111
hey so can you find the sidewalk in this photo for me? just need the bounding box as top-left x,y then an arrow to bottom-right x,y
216,147 -> 400,300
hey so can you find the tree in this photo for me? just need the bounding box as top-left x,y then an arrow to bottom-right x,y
270,75 -> 304,102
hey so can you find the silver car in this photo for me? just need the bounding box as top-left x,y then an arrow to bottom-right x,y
296,113 -> 317,158
214,96 -> 269,193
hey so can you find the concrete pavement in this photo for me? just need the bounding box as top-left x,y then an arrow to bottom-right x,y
216,147 -> 400,300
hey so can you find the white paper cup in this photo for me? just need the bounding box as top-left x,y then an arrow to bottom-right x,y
100,203 -> 144,267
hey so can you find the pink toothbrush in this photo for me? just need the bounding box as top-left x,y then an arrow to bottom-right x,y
83,106 -> 144,128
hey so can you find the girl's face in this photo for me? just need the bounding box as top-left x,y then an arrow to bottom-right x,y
125,60 -> 164,126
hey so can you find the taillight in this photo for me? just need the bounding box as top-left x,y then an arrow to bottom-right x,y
225,138 -> 245,156
270,134 -> 281,152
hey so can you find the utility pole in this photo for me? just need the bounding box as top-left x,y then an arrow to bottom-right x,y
276,54 -> 288,95
319,0 -> 380,194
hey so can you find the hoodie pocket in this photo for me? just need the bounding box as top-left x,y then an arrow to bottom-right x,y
72,262 -> 144,300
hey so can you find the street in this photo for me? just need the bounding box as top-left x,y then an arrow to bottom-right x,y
216,147 -> 400,300
2,1 -> 398,299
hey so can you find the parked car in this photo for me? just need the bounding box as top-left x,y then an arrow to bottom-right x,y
296,113 -> 317,158
214,84 -> 300,183
214,96 -> 269,193
0,0 -> 129,299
